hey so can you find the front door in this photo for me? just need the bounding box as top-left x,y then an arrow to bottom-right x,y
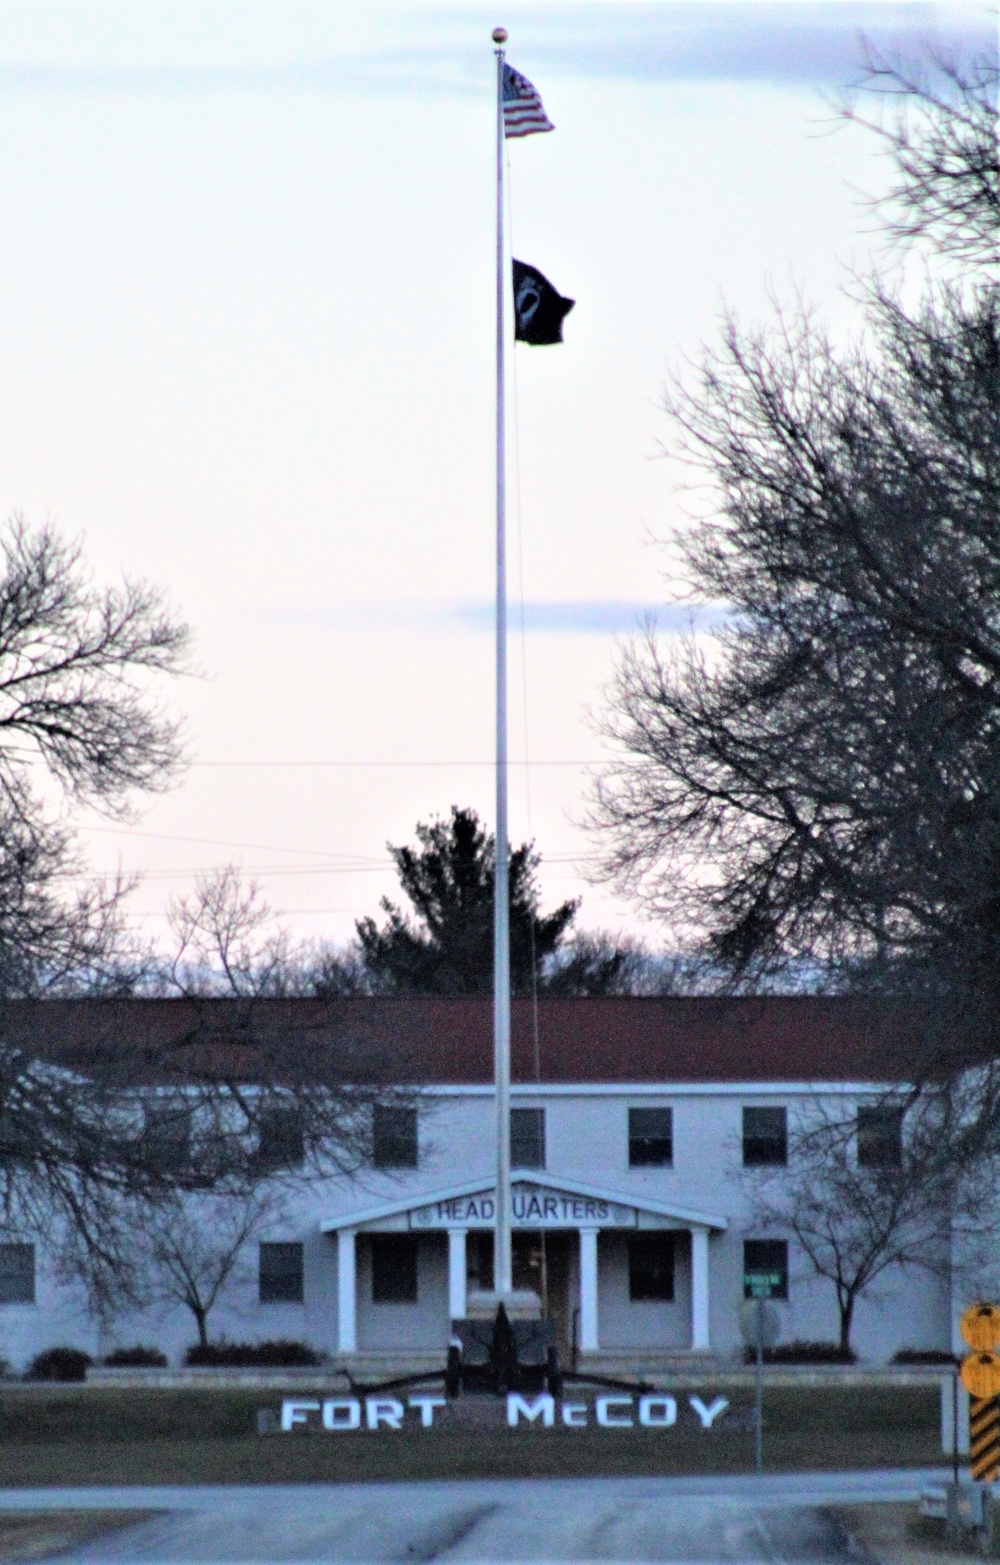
512,1231 -> 572,1359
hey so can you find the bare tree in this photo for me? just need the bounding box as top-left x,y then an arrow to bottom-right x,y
307,941 -> 383,998
0,518 -> 189,1306
0,519 -> 188,815
164,866 -> 299,999
0,1048 -> 164,1321
140,1187 -> 285,1350
840,39 -> 998,266
142,866 -> 418,1188
541,930 -> 702,995
591,39 -> 1000,1076
0,520 -> 188,995
747,1098 -> 951,1352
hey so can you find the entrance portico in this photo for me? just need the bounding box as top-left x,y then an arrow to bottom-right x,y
320,1175 -> 726,1360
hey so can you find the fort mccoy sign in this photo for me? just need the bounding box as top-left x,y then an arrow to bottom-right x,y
278,1393 -> 730,1433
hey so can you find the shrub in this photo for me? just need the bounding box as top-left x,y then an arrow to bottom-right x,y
26,1346 -> 93,1382
743,1340 -> 857,1365
892,1347 -> 957,1365
102,1345 -> 168,1368
184,1339 -> 324,1368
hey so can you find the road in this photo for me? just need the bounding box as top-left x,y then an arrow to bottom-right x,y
0,1469 -> 947,1562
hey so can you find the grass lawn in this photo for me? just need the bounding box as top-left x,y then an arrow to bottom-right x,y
0,1384 -> 942,1486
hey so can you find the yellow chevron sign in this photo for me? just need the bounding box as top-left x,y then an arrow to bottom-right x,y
970,1395 -> 1000,1483
959,1302 -> 1000,1484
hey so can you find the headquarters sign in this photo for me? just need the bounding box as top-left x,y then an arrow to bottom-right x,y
410,1183 -> 639,1230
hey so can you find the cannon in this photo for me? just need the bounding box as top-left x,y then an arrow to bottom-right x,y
446,1291 -> 562,1397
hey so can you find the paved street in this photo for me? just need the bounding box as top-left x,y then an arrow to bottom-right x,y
0,1468 -> 946,1561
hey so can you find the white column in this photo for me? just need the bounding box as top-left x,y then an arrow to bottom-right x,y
448,1228 -> 467,1322
690,1226 -> 710,1351
579,1227 -> 599,1353
337,1227 -> 357,1354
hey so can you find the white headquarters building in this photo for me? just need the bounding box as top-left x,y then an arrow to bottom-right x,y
0,996 -> 972,1373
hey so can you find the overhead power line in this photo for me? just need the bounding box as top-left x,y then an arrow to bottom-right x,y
189,758 -> 603,768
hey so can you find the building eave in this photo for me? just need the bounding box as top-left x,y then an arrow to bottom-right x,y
319,1169 -> 728,1234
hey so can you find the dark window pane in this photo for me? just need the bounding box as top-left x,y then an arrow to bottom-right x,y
0,1112 -> 34,1162
629,1107 -> 673,1166
142,1104 -> 191,1173
743,1239 -> 789,1300
628,1234 -> 675,1301
742,1107 -> 787,1166
511,1108 -> 545,1169
259,1242 -> 304,1304
257,1107 -> 305,1172
373,1106 -> 418,1169
466,1231 -> 494,1293
0,1243 -> 34,1304
857,1105 -> 903,1167
371,1236 -> 418,1304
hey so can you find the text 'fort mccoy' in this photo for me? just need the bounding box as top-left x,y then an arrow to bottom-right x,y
279,1393 -> 730,1432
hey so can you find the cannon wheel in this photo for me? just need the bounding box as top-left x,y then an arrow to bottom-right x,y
446,1343 -> 462,1398
545,1344 -> 563,1397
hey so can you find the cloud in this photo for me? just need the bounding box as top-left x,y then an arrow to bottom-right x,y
0,4 -> 990,95
267,599 -> 727,635
452,599 -> 721,633
500,3 -> 995,86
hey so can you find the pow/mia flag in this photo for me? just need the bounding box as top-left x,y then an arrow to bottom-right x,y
512,260 -> 574,346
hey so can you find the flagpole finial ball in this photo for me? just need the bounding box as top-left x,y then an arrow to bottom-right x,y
492,27 -> 508,44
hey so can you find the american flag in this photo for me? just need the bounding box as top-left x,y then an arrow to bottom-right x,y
503,64 -> 554,138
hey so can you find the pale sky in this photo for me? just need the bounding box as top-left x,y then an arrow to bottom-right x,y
0,0 -> 989,955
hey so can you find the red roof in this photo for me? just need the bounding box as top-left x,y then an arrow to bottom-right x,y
10,994 -> 923,1085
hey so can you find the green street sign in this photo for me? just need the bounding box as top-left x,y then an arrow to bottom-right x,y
745,1272 -> 782,1298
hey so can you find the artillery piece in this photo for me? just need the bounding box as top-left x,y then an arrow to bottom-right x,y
446,1290 -> 562,1397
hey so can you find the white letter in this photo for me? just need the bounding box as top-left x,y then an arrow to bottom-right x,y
322,1397 -> 362,1431
638,1395 -> 677,1428
408,1395 -> 447,1428
507,1393 -> 555,1427
596,1396 -> 633,1427
366,1397 -> 404,1430
561,1401 -> 588,1427
689,1395 -> 729,1428
281,1399 -> 319,1432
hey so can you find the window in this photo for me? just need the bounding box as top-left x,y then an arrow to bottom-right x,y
0,1243 -> 34,1305
629,1107 -> 673,1166
742,1106 -> 787,1166
857,1105 -> 904,1167
371,1235 -> 418,1303
628,1234 -> 675,1301
259,1242 -> 304,1304
743,1239 -> 789,1300
510,1107 -> 545,1169
466,1232 -> 494,1292
0,1112 -> 33,1162
256,1106 -> 305,1172
142,1102 -> 191,1173
372,1106 -> 418,1169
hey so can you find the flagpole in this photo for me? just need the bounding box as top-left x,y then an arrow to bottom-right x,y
492,23 -> 512,1301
